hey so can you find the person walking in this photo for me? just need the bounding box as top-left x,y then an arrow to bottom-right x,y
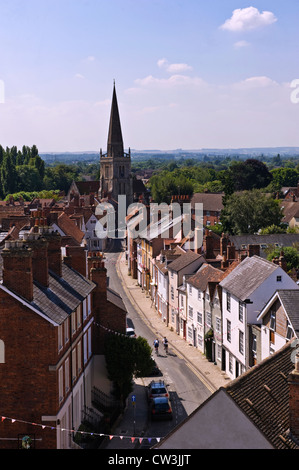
163,336 -> 168,354
153,338 -> 159,355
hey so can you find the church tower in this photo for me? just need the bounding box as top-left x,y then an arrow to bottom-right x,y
99,83 -> 133,208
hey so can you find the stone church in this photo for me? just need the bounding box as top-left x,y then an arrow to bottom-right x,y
98,83 -> 134,208
68,83 -> 147,208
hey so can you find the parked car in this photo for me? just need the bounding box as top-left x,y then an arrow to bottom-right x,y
149,397 -> 173,420
126,327 -> 136,338
147,380 -> 168,401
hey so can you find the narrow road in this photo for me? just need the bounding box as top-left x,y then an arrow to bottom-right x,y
104,239 -> 212,429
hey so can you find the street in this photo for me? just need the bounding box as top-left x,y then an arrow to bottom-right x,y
103,239 -> 212,445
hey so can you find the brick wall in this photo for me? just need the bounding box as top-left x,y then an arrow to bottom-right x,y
0,290 -> 57,449
2,242 -> 34,301
89,258 -> 126,354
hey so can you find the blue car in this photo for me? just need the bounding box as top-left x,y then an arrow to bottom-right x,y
149,397 -> 173,421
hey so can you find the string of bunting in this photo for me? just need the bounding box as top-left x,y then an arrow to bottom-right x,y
94,320 -> 128,337
1,415 -> 161,443
0,322 -> 161,443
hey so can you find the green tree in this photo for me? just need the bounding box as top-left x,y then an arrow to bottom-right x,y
259,224 -> 287,234
104,334 -> 153,404
0,145 -> 4,166
149,172 -> 193,203
270,167 -> 299,189
43,164 -> 79,193
224,159 -> 273,193
15,165 -> 43,192
220,190 -> 283,235
1,152 -> 17,195
266,246 -> 299,271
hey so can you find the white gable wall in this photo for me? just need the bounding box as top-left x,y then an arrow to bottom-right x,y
157,389 -> 273,449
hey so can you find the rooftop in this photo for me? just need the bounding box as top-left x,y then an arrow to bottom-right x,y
167,250 -> 205,273
219,255 -> 279,301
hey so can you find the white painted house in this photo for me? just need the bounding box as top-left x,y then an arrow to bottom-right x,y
168,251 -> 205,334
186,264 -> 225,355
155,257 -> 169,323
86,213 -> 107,251
220,255 -> 299,380
257,289 -> 299,361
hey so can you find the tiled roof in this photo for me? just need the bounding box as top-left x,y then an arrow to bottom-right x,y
31,263 -> 95,325
167,250 -> 205,273
191,192 -> 224,212
57,212 -> 85,245
225,340 -> 299,449
281,200 -> 299,223
74,181 -> 100,194
219,255 -> 278,300
187,263 -> 225,291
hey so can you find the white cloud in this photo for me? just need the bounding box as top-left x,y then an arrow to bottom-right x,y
234,40 -> 250,49
157,58 -> 193,73
235,76 -> 278,89
167,63 -> 193,73
86,55 -> 96,62
157,58 -> 168,68
221,7 -> 277,32
75,73 -> 85,79
134,74 -> 205,88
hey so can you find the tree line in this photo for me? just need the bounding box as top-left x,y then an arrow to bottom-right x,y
148,157 -> 299,203
0,145 -> 86,199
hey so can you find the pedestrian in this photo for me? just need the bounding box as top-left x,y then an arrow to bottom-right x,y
153,338 -> 159,354
163,336 -> 168,354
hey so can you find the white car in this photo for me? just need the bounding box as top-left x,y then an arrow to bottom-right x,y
126,327 -> 136,338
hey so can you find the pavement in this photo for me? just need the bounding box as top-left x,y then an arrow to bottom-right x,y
102,250 -> 231,450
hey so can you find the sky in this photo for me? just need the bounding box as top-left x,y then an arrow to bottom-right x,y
0,0 -> 299,152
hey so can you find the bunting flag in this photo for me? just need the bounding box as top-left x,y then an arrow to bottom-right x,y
0,415 -> 162,444
94,320 -> 128,338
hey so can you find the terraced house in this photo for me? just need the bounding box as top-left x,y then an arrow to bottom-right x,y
0,223 -> 125,449
220,256 -> 299,380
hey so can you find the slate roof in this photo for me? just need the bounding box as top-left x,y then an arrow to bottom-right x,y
278,290 -> 299,334
219,255 -> 279,301
225,340 -> 299,449
229,233 -> 299,251
107,287 -> 126,312
259,290 -> 299,335
167,250 -> 205,273
31,263 -> 95,325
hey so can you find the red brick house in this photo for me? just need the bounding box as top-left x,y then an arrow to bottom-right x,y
0,224 -> 125,449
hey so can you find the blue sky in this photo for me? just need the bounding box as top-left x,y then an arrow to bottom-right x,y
0,0 -> 299,152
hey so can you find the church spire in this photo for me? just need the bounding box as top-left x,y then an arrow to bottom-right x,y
107,82 -> 124,159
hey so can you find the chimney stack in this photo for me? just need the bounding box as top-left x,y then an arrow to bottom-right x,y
25,233 -> 49,288
43,230 -> 62,277
89,258 -> 107,299
64,246 -> 87,277
220,233 -> 228,256
2,241 -> 34,301
203,229 -> 214,259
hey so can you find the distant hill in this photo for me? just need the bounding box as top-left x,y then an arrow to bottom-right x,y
40,147 -> 299,164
